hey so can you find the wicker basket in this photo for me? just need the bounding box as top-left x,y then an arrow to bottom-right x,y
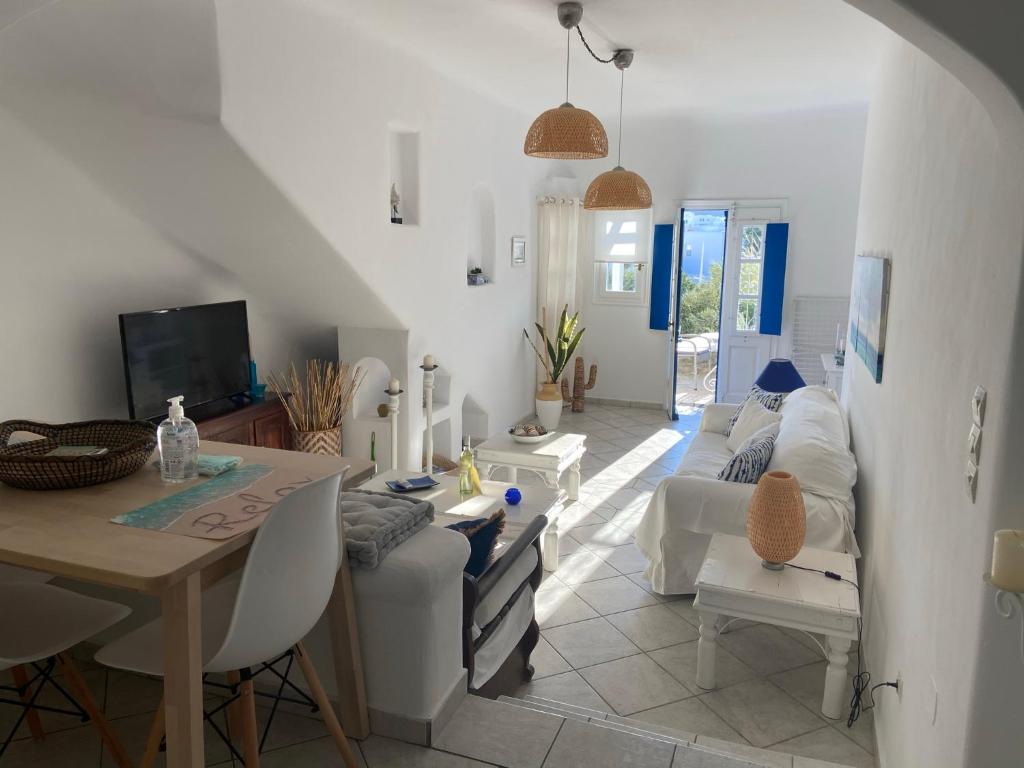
292,427 -> 342,456
0,420 -> 157,491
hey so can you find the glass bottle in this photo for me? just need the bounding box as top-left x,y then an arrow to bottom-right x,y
458,439 -> 474,496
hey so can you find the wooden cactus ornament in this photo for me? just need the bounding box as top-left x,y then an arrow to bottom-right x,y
561,357 -> 597,412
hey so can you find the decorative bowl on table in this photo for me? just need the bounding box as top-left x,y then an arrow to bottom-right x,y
508,424 -> 552,444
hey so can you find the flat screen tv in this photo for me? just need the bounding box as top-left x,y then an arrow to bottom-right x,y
119,300 -> 252,421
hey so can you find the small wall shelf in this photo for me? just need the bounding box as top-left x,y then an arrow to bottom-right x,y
389,129 -> 420,226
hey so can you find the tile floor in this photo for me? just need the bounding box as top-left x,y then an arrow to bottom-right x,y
0,403 -> 876,767
509,403 -> 876,768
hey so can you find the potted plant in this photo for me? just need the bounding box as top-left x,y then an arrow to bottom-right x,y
268,360 -> 364,455
523,306 -> 585,431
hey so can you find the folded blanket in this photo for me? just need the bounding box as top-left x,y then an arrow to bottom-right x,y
339,490 -> 434,569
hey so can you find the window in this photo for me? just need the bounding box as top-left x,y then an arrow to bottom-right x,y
594,210 -> 652,306
735,223 -> 766,331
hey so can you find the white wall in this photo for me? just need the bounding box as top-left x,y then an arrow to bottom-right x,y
0,105 -> 325,422
215,0 -> 548,450
845,37 -> 1024,767
566,108 -> 867,405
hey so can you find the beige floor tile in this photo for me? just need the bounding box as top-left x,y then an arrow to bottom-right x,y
718,626 -> 821,676
246,735 -> 367,767
579,654 -> 692,716
544,718 -> 675,768
514,671 -> 612,713
606,605 -> 699,651
691,736 -> 792,768
649,640 -> 757,695
529,635 -> 572,679
631,697 -> 745,744
699,679 -> 824,748
770,726 -> 875,768
568,522 -> 634,549
536,577 -> 600,628
0,719 -> 102,768
573,575 -> 661,615
555,550 -> 620,585
591,543 -> 650,575
360,733 -> 491,767
433,694 -> 562,768
542,617 -> 640,668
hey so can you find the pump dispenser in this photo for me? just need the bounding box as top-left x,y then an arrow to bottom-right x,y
158,395 -> 199,483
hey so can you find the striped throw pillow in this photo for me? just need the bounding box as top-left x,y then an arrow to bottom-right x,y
726,385 -> 787,436
718,428 -> 777,484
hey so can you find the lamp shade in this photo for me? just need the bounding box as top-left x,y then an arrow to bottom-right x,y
753,359 -> 806,393
524,103 -> 608,159
583,166 -> 652,210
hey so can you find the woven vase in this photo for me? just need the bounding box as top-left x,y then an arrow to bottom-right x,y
291,426 -> 342,456
747,471 -> 806,569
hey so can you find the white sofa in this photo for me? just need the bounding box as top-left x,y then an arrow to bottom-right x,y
636,386 -> 859,594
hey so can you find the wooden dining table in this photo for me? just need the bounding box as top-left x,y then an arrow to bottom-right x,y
0,441 -> 375,767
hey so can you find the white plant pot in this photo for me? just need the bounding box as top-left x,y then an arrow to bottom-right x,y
535,383 -> 563,432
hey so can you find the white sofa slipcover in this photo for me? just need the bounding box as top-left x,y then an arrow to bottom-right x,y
636,386 -> 858,594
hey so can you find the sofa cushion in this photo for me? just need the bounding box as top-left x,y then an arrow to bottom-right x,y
726,385 -> 787,435
718,425 -> 778,483
674,431 -> 733,477
768,386 -> 856,500
726,399 -> 783,452
447,509 -> 506,577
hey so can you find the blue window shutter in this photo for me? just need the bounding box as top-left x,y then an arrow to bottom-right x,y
649,224 -> 673,330
760,223 -> 789,336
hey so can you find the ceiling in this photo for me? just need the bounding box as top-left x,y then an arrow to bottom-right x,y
333,0 -> 890,120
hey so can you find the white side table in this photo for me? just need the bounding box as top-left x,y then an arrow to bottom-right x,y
474,432 -> 586,502
694,534 -> 860,720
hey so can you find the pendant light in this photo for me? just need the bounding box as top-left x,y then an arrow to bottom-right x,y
584,52 -> 652,210
524,2 -> 608,160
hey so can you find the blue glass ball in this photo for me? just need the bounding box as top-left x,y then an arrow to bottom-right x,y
504,487 -> 522,505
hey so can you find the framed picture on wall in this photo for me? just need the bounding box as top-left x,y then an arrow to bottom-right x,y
511,237 -> 526,267
850,252 -> 891,383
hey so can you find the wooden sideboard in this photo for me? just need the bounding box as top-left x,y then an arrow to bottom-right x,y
195,397 -> 292,450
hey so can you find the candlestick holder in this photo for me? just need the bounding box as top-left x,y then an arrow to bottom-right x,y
384,386 -> 403,471
984,573 -> 1024,663
420,362 -> 439,473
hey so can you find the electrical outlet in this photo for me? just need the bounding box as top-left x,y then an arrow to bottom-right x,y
968,424 -> 982,464
966,461 -> 978,502
972,386 -> 987,426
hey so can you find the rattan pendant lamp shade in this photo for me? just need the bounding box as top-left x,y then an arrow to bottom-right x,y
585,63 -> 651,210
524,3 -> 608,160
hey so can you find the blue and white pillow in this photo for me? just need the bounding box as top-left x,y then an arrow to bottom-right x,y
726,385 -> 786,436
718,425 -> 778,483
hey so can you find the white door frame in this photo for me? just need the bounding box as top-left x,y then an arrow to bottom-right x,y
667,198 -> 788,409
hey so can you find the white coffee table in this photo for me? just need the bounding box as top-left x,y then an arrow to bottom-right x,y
359,469 -> 565,559
693,534 -> 860,720
474,432 -> 586,502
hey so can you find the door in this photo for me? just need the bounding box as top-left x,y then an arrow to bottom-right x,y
717,205 -> 785,402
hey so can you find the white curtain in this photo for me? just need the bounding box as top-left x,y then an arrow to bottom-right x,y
536,196 -> 585,331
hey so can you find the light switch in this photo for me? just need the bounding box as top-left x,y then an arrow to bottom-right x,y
966,461 -> 978,503
968,424 -> 982,464
972,386 -> 987,426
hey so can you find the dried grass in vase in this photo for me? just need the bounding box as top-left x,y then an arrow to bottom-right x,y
267,359 -> 365,433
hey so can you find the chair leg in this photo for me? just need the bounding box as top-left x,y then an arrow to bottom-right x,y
10,665 -> 45,742
226,670 -> 245,749
141,699 -> 165,768
56,653 -> 132,768
238,672 -> 261,768
293,642 -> 359,768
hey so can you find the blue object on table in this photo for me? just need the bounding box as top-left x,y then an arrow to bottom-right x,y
385,476 -> 439,493
250,384 -> 267,401
753,358 -> 806,393
504,487 -> 522,505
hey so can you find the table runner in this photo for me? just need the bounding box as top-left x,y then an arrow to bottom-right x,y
111,464 -> 324,540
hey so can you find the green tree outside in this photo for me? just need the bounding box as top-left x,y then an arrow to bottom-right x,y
678,262 -> 722,334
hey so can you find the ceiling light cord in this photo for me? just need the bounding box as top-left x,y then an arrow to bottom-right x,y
576,25 -> 616,64
617,67 -> 624,166
565,28 -> 571,103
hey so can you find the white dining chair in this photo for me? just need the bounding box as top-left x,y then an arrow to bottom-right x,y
95,470 -> 358,768
0,582 -> 133,766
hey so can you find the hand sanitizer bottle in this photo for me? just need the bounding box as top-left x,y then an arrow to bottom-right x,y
158,396 -> 199,483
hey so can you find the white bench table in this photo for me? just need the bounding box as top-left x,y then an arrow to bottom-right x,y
693,534 -> 860,720
474,432 -> 586,502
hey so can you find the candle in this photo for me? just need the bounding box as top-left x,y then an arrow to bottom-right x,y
388,377 -> 400,394
991,530 -> 1024,592
424,354 -> 434,368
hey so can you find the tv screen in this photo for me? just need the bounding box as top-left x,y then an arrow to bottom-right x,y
119,301 -> 252,421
